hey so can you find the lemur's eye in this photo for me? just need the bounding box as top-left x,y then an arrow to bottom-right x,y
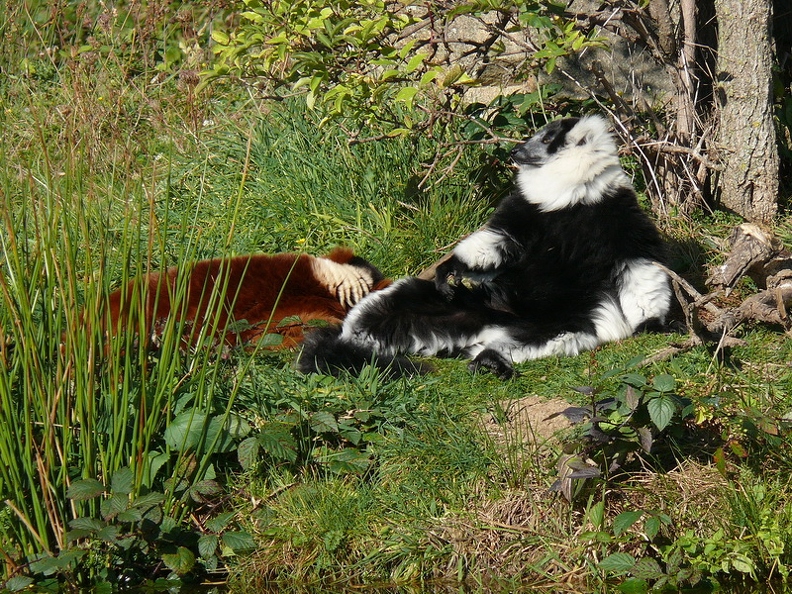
541,135 -> 553,145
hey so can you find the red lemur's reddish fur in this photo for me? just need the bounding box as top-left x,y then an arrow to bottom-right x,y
106,247 -> 389,350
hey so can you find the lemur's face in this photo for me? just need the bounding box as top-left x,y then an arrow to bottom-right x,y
510,117 -> 581,167
510,115 -> 625,211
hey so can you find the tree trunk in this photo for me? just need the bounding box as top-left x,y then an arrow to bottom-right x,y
713,0 -> 779,222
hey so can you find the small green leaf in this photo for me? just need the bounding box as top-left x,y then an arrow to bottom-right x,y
276,314 -> 302,328
116,508 -> 143,523
395,87 -> 418,106
398,39 -> 416,59
258,425 -> 298,462
647,394 -> 676,431
441,64 -> 465,87
238,436 -> 260,470
205,414 -> 249,453
198,534 -> 219,559
587,500 -> 605,530
67,478 -> 105,501
405,52 -> 426,73
69,517 -> 105,531
630,557 -> 665,580
318,448 -> 372,474
143,450 -> 170,488
394,86 -> 419,109
617,577 -> 649,594
309,74 -> 323,94
419,68 -> 440,86
386,127 -> 411,137
257,332 -> 283,347
111,467 -> 135,495
101,493 -> 129,520
131,491 -> 165,511
161,546 -> 196,575
731,554 -> 756,576
338,421 -> 362,445
310,411 -> 339,433
730,440 -> 748,458
165,411 -> 208,451
222,530 -> 256,553
28,556 -> 62,576
613,510 -> 643,536
190,479 -> 223,499
379,68 -> 400,81
652,373 -> 676,392
644,515 -> 661,540
96,525 -> 120,543
4,576 -> 35,591
205,511 -> 236,533
621,373 -> 647,388
598,552 -> 636,573
714,446 -> 728,476
211,30 -> 230,45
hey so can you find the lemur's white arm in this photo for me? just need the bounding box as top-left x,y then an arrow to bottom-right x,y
452,228 -> 519,271
434,227 -> 521,299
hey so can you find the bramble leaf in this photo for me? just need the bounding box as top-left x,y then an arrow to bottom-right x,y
161,546 -> 196,575
67,479 -> 105,501
613,510 -> 643,536
598,552 -> 636,573
647,395 -> 676,431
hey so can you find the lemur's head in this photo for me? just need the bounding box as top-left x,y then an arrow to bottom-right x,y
511,115 -> 627,212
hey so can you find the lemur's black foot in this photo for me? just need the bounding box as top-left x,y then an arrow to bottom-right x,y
468,349 -> 518,380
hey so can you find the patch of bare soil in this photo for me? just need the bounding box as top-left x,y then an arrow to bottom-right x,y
481,395 -> 575,445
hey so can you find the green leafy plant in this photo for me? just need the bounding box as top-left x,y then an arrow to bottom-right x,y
4,468 -> 255,589
596,526 -> 761,593
205,0 -> 603,137
552,372 -> 694,500
235,365 -> 402,477
592,476 -> 792,592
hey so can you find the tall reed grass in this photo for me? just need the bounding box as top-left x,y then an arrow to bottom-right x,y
0,110 -> 256,577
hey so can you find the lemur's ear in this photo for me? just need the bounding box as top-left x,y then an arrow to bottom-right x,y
577,136 -> 588,146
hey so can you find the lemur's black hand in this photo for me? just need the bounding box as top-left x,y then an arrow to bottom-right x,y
434,257 -> 464,300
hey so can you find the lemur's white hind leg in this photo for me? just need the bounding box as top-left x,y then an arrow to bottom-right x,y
618,259 -> 671,331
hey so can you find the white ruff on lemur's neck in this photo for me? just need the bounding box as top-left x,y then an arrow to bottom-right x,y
517,162 -> 628,212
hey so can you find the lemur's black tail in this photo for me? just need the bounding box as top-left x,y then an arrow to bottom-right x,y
296,327 -> 429,378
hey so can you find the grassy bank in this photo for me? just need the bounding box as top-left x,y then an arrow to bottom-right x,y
3,3 -> 792,593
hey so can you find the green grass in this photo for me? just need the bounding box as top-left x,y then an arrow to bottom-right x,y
3,2 -> 792,592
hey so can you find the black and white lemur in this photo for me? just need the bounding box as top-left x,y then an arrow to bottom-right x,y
298,115 -> 671,379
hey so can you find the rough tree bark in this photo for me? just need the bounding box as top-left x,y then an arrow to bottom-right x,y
712,0 -> 779,222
